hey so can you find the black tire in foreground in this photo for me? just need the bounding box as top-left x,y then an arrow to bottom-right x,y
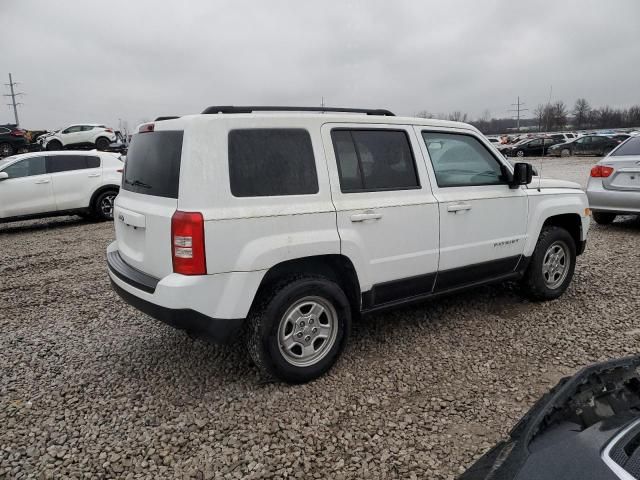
521,226 -> 576,301
92,190 -> 118,220
247,275 -> 351,383
95,137 -> 110,151
592,212 -> 617,225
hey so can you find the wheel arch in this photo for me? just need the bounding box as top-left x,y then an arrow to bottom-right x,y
89,184 -> 120,209
253,255 -> 361,317
541,213 -> 583,255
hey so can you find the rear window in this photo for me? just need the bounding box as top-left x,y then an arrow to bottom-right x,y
123,131 -> 183,198
228,129 -> 318,197
611,137 -> 640,156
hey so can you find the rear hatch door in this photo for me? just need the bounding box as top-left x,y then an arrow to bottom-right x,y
114,128 -> 183,279
602,157 -> 640,192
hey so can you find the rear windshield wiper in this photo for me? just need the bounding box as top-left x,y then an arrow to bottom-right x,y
125,179 -> 152,189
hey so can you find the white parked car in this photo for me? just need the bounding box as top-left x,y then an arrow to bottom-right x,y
107,106 -> 590,383
0,151 -> 122,222
39,124 -> 117,151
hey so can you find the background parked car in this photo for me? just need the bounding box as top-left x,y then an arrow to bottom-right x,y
586,136 -> 640,224
0,150 -> 122,222
39,124 -> 117,151
501,137 -> 561,157
0,125 -> 28,157
548,135 -> 621,157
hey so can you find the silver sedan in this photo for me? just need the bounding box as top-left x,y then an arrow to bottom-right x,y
587,136 -> 640,224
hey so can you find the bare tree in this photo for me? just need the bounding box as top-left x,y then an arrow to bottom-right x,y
551,101 -> 568,130
572,98 -> 591,130
447,111 -> 468,122
534,104 -> 546,132
415,110 -> 435,119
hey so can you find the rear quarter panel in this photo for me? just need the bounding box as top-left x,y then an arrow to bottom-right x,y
174,117 -> 340,274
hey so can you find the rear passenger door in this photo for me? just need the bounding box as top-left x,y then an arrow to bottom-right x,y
417,129 -> 527,291
46,154 -> 102,211
322,124 -> 439,309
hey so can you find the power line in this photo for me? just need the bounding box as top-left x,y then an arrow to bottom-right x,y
508,96 -> 528,132
3,73 -> 24,126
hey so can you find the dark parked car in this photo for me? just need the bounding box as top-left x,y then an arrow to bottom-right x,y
0,125 -> 28,158
460,355 -> 640,480
547,135 -> 621,157
501,137 -> 561,157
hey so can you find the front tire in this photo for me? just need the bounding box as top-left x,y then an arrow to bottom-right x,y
46,140 -> 62,151
561,148 -> 570,157
593,212 -> 616,225
516,150 -> 525,158
521,226 -> 576,301
247,275 -> 351,383
92,190 -> 118,220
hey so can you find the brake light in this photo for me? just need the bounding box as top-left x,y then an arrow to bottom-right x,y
105,128 -> 114,133
116,169 -> 123,173
138,123 -> 154,133
590,165 -> 614,178
171,211 -> 206,275
10,129 -> 24,137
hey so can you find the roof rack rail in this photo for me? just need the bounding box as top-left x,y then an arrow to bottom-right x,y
154,116 -> 181,121
200,106 -> 395,116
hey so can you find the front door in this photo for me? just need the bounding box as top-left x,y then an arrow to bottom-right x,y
322,124 -> 440,308
417,129 -> 528,291
0,156 -> 54,218
574,136 -> 591,155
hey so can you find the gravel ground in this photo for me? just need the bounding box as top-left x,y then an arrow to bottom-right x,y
1,156 -> 639,479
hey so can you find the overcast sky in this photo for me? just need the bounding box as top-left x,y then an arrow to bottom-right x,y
1,0 -> 639,130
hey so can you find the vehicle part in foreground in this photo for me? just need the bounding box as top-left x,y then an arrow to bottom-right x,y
459,355 -> 640,480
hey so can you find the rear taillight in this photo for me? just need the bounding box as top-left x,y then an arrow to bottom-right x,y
171,211 -> 206,275
139,123 -> 154,133
116,169 -> 123,173
590,165 -> 614,178
10,129 -> 24,137
105,128 -> 114,133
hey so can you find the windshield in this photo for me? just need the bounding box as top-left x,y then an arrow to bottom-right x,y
0,157 -> 18,170
611,136 -> 640,156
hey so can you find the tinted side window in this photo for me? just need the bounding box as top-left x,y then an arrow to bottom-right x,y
86,156 -> 100,168
612,136 -> 640,156
228,129 -> 318,197
47,155 -> 88,173
331,129 -> 419,192
3,157 -> 46,178
422,132 -> 505,188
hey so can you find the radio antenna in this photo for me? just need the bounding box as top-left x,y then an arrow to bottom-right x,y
537,158 -> 543,192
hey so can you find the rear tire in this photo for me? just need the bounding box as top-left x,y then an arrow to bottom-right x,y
516,150 -> 525,157
247,275 -> 351,384
520,226 -> 576,301
46,140 -> 62,151
561,148 -> 570,157
92,190 -> 118,220
593,212 -> 616,225
95,137 -> 110,150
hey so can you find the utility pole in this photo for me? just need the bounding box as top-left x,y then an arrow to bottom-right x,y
508,96 -> 528,132
3,73 -> 24,127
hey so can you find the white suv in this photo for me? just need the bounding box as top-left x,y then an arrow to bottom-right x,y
0,151 -> 122,222
40,124 -> 117,151
107,106 -> 590,383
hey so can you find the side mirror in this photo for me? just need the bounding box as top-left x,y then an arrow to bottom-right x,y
510,162 -> 533,188
0,171 -> 8,181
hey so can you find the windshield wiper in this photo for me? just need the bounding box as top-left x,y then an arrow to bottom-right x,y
125,179 -> 152,189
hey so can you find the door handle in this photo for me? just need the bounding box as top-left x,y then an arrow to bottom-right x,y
88,173 -> 100,177
447,203 -> 472,213
34,179 -> 50,184
350,211 -> 382,222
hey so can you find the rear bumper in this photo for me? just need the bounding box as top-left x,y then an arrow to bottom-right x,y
106,243 -> 265,343
587,179 -> 640,215
110,279 -> 243,343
